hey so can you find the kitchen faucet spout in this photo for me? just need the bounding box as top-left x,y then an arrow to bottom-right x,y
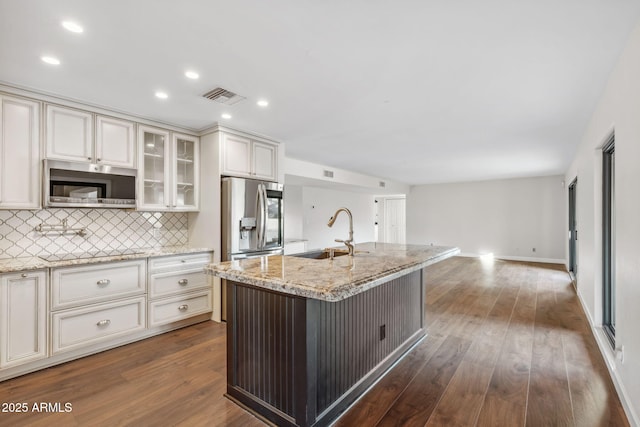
327,207 -> 354,256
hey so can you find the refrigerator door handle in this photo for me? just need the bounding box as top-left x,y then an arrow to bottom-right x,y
256,184 -> 264,250
260,184 -> 268,249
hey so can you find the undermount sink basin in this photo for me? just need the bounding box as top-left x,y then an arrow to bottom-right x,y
290,249 -> 349,260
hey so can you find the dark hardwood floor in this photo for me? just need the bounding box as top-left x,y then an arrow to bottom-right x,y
0,257 -> 629,426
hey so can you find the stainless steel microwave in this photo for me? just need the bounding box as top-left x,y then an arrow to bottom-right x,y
43,159 -> 137,208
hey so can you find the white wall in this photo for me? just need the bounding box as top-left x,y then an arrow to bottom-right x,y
285,157 -> 410,195
564,18 -> 640,425
406,175 -> 565,262
188,130 -> 222,322
284,184 -> 303,240
300,186 -> 375,251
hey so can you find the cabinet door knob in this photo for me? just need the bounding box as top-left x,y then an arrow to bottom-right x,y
180,260 -> 186,263
96,319 -> 111,327
178,304 -> 189,311
96,158 -> 101,162
87,157 -> 92,160
178,279 -> 188,286
21,273 -> 28,278
96,279 -> 111,286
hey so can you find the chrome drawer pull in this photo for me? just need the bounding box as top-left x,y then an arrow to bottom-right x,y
21,273 -> 28,278
96,279 -> 111,286
96,319 -> 111,327
180,260 -> 186,263
178,304 -> 189,311
178,279 -> 188,286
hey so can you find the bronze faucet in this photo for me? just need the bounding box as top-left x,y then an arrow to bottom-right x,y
327,207 -> 354,256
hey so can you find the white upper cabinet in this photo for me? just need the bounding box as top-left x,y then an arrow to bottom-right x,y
252,141 -> 277,181
138,125 -> 199,211
0,94 -> 41,209
96,115 -> 136,168
221,132 -> 278,182
172,133 -> 199,211
222,134 -> 251,177
46,105 -> 136,168
46,105 -> 93,162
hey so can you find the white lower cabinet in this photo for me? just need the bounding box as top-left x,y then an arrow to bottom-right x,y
148,251 -> 213,327
51,297 -> 146,354
1,252 -> 213,379
0,270 -> 47,369
51,260 -> 146,310
49,260 -> 148,355
149,290 -> 212,327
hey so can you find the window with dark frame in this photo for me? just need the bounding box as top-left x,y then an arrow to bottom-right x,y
602,134 -> 615,347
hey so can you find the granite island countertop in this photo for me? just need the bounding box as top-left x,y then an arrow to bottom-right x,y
0,246 -> 214,274
205,242 -> 459,301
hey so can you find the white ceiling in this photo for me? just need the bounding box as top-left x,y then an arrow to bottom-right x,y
1,0 -> 639,185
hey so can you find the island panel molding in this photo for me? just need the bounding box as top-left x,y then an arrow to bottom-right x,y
226,270 -> 424,427
208,242 -> 459,427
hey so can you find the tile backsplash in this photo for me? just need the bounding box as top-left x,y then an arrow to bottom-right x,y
0,209 -> 188,260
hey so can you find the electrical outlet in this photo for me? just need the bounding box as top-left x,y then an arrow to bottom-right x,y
379,324 -> 386,341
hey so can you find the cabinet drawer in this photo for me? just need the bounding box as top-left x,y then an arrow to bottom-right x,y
51,260 -> 146,310
52,297 -> 146,354
148,290 -> 212,327
149,269 -> 210,299
148,252 -> 212,273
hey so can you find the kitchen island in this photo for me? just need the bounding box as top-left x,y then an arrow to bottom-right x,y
205,242 -> 459,427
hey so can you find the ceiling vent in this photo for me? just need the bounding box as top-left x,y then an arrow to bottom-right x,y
202,87 -> 246,105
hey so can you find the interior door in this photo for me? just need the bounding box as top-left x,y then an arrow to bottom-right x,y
384,197 -> 406,244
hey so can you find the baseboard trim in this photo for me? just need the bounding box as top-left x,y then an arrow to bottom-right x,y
575,288 -> 639,426
496,255 -> 565,264
457,253 -> 565,265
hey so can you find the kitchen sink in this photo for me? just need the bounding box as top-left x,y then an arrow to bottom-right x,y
290,249 -> 349,260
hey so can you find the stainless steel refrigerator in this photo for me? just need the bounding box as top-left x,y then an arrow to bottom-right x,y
221,177 -> 284,318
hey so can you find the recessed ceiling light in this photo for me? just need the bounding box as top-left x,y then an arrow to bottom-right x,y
62,21 -> 83,33
155,91 -> 168,99
221,113 -> 232,119
41,56 -> 61,65
185,71 -> 199,80
257,99 -> 269,107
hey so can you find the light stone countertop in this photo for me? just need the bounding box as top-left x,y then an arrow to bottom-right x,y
0,246 -> 213,274
205,242 -> 459,301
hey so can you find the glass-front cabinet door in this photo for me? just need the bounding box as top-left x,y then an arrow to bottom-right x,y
138,126 -> 199,211
172,133 -> 199,211
138,125 -> 170,210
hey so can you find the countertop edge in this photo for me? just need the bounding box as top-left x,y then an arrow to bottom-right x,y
207,246 -> 460,302
0,247 -> 214,274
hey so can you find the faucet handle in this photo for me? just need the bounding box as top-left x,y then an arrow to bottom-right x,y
335,238 -> 344,243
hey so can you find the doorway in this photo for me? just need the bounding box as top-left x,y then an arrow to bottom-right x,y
568,178 -> 577,278
375,196 -> 406,244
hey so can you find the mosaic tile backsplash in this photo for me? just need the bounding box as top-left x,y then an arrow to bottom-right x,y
0,209 -> 188,260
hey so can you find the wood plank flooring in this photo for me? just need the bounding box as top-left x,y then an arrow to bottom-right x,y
0,257 -> 629,426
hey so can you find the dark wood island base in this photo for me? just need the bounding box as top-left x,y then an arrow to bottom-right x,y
226,269 -> 425,427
